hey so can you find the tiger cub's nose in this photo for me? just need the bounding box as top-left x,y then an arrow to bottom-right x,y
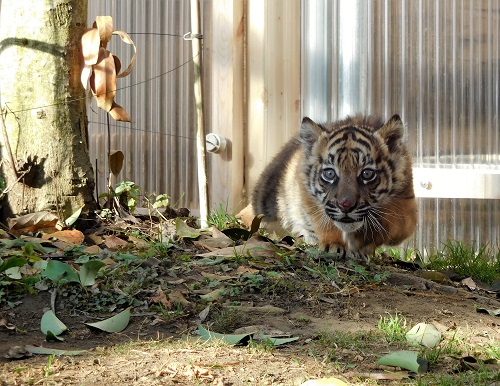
337,199 -> 356,213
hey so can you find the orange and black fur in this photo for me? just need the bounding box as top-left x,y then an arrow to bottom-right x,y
242,115 -> 417,257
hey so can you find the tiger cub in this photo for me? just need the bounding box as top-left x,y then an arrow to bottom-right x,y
241,114 -> 417,257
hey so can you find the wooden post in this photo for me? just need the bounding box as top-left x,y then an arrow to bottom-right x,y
204,0 -> 246,212
190,0 -> 209,227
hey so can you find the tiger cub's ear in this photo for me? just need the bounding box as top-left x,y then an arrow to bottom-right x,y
299,117 -> 325,154
376,114 -> 404,152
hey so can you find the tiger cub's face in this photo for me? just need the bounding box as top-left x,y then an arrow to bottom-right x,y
299,115 -> 412,234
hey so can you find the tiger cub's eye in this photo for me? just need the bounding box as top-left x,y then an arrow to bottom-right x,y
361,168 -> 377,183
321,168 -> 337,183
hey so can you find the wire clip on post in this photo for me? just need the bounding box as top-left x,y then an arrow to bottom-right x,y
183,32 -> 203,41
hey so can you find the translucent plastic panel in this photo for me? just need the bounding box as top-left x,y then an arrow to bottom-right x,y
301,0 -> 500,251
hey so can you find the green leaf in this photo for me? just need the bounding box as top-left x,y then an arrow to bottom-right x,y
116,253 -> 139,261
0,239 -> 53,254
5,266 -> 22,279
25,345 -> 86,356
31,242 -> 54,254
153,194 -> 170,209
0,173 -> 6,191
199,287 -> 227,302
41,310 -> 68,340
22,243 -> 35,257
254,333 -> 299,346
476,307 -> 500,316
115,181 -> 137,195
65,205 -> 84,226
85,307 -> 131,333
406,323 -> 442,348
43,261 -> 80,284
0,239 -> 27,249
175,218 -> 202,239
0,257 -> 27,274
78,260 -> 105,286
33,260 -> 47,270
198,324 -> 251,345
376,350 -> 428,373
45,330 -> 64,342
193,256 -> 226,266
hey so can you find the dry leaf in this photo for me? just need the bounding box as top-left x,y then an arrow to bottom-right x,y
101,257 -> 116,265
112,55 -> 121,76
112,30 -> 137,78
84,245 -> 102,254
103,234 -> 128,249
183,365 -> 214,380
108,102 -> 131,122
81,28 -> 100,65
212,227 -> 232,240
235,266 -> 259,275
151,286 -> 171,309
193,238 -> 233,251
81,16 -> 136,121
91,47 -> 116,112
201,272 -> 236,281
109,150 -> 124,176
0,318 -> 15,330
4,346 -> 33,360
224,304 -> 286,314
196,237 -> 276,259
96,16 -> 113,48
127,235 -> 150,248
42,229 -> 85,245
85,233 -> 104,245
80,64 -> 93,90
168,290 -> 190,306
8,212 -> 59,232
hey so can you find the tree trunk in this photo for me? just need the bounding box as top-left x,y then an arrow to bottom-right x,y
0,0 -> 96,222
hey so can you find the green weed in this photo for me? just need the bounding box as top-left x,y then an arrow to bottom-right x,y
208,203 -> 241,230
248,337 -> 275,353
377,311 -> 408,343
428,241 -> 500,284
209,307 -> 247,333
43,355 -> 55,377
382,245 -> 421,262
413,369 -> 500,386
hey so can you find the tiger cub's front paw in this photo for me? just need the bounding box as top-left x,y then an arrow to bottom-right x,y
316,243 -> 370,265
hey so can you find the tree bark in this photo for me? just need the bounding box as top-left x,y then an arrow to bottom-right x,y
0,0 -> 96,222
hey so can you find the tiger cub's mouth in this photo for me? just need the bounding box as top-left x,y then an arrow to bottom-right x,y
338,216 -> 357,223
325,201 -> 366,233
334,217 -> 364,233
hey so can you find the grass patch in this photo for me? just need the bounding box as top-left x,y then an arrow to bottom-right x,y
377,311 -> 408,343
427,241 -> 500,284
413,370 -> 500,386
310,329 -> 385,364
384,241 -> 500,284
208,306 -> 248,334
208,203 -> 242,230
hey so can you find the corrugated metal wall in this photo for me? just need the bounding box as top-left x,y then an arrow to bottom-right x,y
86,1 -> 500,252
87,1 -> 199,210
302,0 -> 500,252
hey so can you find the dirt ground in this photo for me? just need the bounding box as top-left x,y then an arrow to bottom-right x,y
0,229 -> 500,385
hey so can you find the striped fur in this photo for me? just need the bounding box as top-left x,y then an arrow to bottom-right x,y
247,114 -> 417,255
